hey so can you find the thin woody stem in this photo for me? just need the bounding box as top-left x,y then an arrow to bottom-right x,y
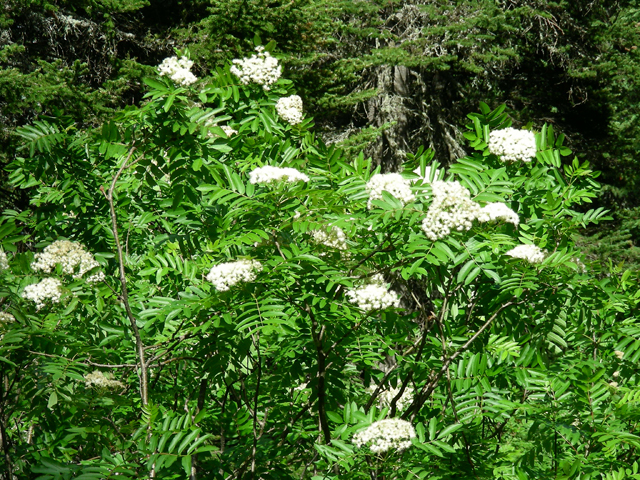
105,146 -> 150,407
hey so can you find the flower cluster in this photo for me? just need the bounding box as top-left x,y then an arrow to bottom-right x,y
347,274 -> 399,312
22,278 -> 63,310
421,181 -> 481,241
206,259 -> 262,292
157,56 -> 197,86
487,127 -> 537,162
505,244 -> 545,264
366,173 -> 415,209
248,166 -> 309,185
310,226 -> 348,250
220,125 -> 238,137
0,251 -> 8,271
276,95 -> 303,125
477,202 -> 520,226
352,418 -> 416,454
0,312 -> 15,326
230,46 -> 282,90
615,350 -> 625,360
32,240 -> 105,283
366,384 -> 414,412
84,371 -> 124,391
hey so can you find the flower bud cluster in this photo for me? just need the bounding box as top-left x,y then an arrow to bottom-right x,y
157,56 -> 197,86
505,244 -> 545,264
421,181 -> 481,241
249,166 -> 309,185
230,47 -> 282,90
347,275 -> 399,312
22,278 -> 63,310
206,259 -> 262,292
32,240 -> 105,283
476,202 -> 520,226
0,251 -> 8,271
366,384 -> 414,412
366,173 -> 415,209
84,370 -> 124,391
488,127 -> 537,162
0,312 -> 15,325
352,418 -> 416,454
310,226 -> 348,250
276,95 -> 303,125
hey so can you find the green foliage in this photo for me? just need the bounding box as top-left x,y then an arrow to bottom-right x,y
1,46 -> 639,480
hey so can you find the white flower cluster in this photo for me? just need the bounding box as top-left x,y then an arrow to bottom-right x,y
488,127 -> 537,162
157,56 -> 197,86
276,95 -> 303,125
230,46 -> 282,90
352,418 -> 416,454
0,251 -> 8,271
22,278 -> 63,310
310,226 -> 348,250
421,181 -> 481,241
84,370 -> 124,391
366,173 -> 415,209
249,166 -> 309,185
206,259 -> 262,292
505,244 -> 545,264
615,350 -> 625,360
32,240 -> 105,283
476,202 -> 520,226
347,275 -> 399,312
220,125 -> 238,137
0,312 -> 15,326
366,384 -> 414,412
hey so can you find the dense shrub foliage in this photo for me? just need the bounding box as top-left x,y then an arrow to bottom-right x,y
0,49 -> 639,480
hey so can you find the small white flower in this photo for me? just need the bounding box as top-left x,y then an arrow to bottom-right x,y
84,370 -> 124,391
206,259 -> 262,292
421,180 -> 481,241
352,418 -> 416,454
613,371 -> 620,379
366,173 -> 415,209
276,95 -> 304,125
22,278 -> 63,310
347,276 -> 399,312
32,240 -> 105,283
615,350 -> 625,360
505,244 -> 545,264
310,226 -> 348,250
487,127 -> 537,162
230,47 -> 282,90
220,125 -> 238,137
157,56 -> 197,86
476,202 -> 520,226
0,251 -> 8,271
248,166 -> 309,185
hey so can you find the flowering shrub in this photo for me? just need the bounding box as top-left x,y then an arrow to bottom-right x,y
32,240 -> 104,283
275,95 -> 304,124
248,165 -> 310,185
22,278 -> 63,310
206,259 -> 262,291
421,180 -> 480,240
157,56 -> 197,86
230,46 -> 281,90
505,244 -> 546,263
352,419 -> 416,453
487,126 -> 537,162
1,51 -> 636,480
365,172 -> 415,209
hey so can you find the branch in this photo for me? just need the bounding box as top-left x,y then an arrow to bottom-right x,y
104,146 -> 150,406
